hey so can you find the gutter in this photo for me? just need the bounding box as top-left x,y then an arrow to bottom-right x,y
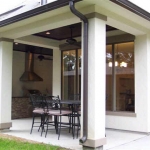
0,0 -> 82,27
110,0 -> 150,21
69,0 -> 88,144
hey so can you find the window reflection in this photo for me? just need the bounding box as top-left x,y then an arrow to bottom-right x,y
62,49 -> 81,100
63,51 -> 76,71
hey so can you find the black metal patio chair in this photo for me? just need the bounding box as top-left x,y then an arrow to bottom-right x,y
69,94 -> 81,138
44,95 -> 72,140
29,94 -> 47,135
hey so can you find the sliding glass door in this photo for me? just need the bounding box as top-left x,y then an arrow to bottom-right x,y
61,49 -> 81,99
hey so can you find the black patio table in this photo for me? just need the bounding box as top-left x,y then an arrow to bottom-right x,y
44,98 -> 81,138
59,100 -> 81,138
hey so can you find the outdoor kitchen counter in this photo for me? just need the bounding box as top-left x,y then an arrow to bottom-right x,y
12,97 -> 32,119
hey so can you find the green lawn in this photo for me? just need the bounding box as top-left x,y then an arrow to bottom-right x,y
0,137 -> 67,150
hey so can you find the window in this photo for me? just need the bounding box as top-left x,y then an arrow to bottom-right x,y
106,42 -> 135,112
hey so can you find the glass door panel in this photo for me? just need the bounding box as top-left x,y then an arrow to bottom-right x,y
77,49 -> 81,98
62,49 -> 81,100
62,50 -> 77,99
106,45 -> 113,111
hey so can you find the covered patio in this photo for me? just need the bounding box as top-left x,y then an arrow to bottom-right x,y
1,0 -> 150,149
1,118 -> 148,150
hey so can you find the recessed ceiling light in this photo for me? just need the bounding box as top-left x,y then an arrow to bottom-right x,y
15,42 -> 18,45
46,31 -> 50,35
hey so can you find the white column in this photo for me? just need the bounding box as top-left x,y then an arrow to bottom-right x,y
0,40 -> 13,129
147,34 -> 150,131
135,34 -> 150,132
83,16 -> 107,148
52,48 -> 61,97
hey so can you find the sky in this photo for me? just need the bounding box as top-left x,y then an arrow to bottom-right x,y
0,0 -> 25,14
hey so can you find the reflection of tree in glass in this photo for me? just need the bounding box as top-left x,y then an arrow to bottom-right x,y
106,52 -> 134,67
63,53 -> 76,71
117,52 -> 133,63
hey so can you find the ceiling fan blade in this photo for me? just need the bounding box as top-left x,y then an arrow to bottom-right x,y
37,54 -> 53,61
38,55 -> 45,61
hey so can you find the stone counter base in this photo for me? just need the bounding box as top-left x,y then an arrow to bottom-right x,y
12,97 -> 32,119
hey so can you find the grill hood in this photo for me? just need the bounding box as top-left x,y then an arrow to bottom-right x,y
20,52 -> 43,81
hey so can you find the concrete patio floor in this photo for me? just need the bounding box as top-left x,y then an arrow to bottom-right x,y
0,118 -> 150,150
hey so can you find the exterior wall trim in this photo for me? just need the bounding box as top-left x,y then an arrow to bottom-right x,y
85,12 -> 107,21
83,138 -> 107,148
106,111 -> 136,117
107,34 -> 135,44
0,38 -> 14,42
0,122 -> 12,129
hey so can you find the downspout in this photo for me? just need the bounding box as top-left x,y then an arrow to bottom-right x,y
69,0 -> 88,144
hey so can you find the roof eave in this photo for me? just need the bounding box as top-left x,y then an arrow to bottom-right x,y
110,0 -> 150,21
0,0 -> 82,27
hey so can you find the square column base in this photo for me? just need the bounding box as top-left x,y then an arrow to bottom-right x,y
0,122 -> 12,130
83,146 -> 103,150
82,138 -> 106,149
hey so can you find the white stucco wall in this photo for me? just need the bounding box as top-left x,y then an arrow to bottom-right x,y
106,34 -> 150,133
12,51 -> 52,96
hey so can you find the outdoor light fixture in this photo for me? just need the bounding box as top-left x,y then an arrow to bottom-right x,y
108,61 -> 127,67
46,31 -> 50,35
